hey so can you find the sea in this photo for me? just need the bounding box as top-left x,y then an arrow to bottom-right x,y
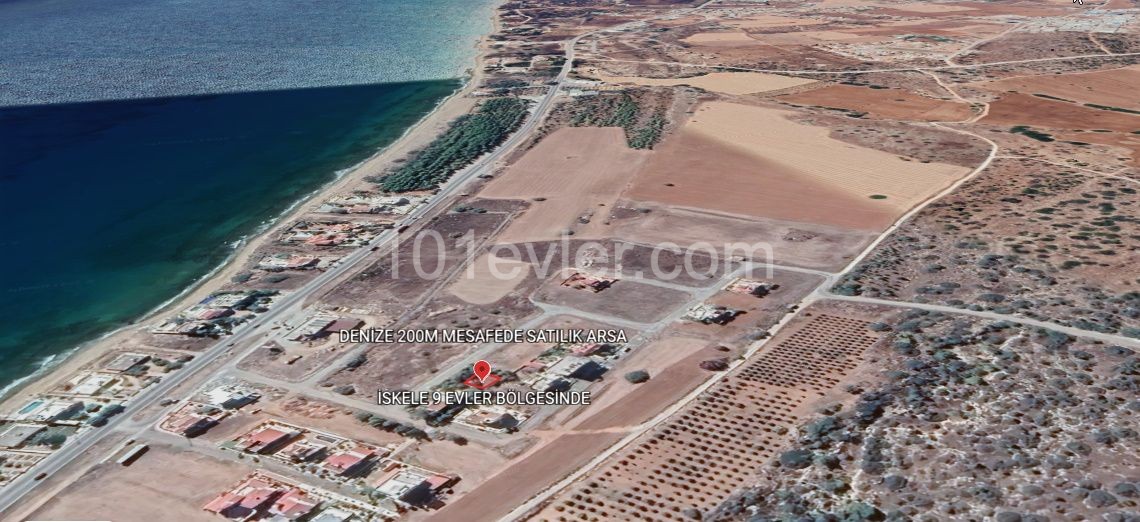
0,0 -> 496,397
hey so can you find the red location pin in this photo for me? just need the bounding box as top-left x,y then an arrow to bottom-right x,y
472,360 -> 492,383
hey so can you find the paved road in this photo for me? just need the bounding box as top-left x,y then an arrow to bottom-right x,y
0,39 -> 581,516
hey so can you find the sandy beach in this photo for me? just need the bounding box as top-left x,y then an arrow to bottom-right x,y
0,10 -> 499,413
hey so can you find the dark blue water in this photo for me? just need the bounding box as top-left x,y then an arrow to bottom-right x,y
0,0 -> 494,396
0,81 -> 461,395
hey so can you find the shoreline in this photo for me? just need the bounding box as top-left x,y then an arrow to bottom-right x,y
0,3 -> 500,409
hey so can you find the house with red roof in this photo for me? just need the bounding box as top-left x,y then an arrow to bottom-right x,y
235,425 -> 300,454
202,476 -> 285,520
267,488 -> 320,520
322,447 -> 375,477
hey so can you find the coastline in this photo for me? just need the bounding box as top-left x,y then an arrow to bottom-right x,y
0,4 -> 500,410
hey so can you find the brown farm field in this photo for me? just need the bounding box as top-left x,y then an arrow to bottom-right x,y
780,84 -> 973,122
980,65 -> 1140,112
982,92 -> 1140,133
626,102 -> 969,230
480,127 -> 651,243
723,14 -> 828,29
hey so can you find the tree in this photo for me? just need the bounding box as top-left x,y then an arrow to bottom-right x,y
34,432 -> 68,449
624,370 -> 650,384
778,449 -> 813,469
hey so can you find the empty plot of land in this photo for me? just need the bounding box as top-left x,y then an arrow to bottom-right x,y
981,65 -> 1140,112
593,71 -> 816,96
611,205 -> 875,271
819,0 -> 973,9
763,30 -> 885,45
681,31 -> 759,45
781,84 -> 973,122
399,437 -> 508,498
878,2 -> 976,13
29,445 -> 247,522
480,127 -> 650,243
570,336 -> 714,431
448,253 -> 534,305
631,131 -> 887,228
851,20 -> 1007,38
534,276 -> 691,324
982,92 -> 1140,133
724,15 -> 828,29
627,102 -> 968,230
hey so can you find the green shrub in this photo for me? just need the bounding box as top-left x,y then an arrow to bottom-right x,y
624,370 -> 650,384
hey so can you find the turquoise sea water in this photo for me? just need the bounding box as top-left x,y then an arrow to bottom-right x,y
0,0 -> 494,396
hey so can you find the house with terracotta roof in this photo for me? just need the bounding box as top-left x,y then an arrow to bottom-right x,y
235,425 -> 300,454
202,476 -> 285,520
172,414 -> 219,438
569,343 -> 604,356
267,488 -> 320,521
425,473 -> 458,491
322,447 -> 375,477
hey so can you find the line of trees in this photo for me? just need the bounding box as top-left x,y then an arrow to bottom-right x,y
380,97 -> 529,192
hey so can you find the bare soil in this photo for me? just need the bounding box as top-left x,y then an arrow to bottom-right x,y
481,127 -> 651,243
982,92 -> 1140,133
781,84 -> 973,122
29,444 -> 249,522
